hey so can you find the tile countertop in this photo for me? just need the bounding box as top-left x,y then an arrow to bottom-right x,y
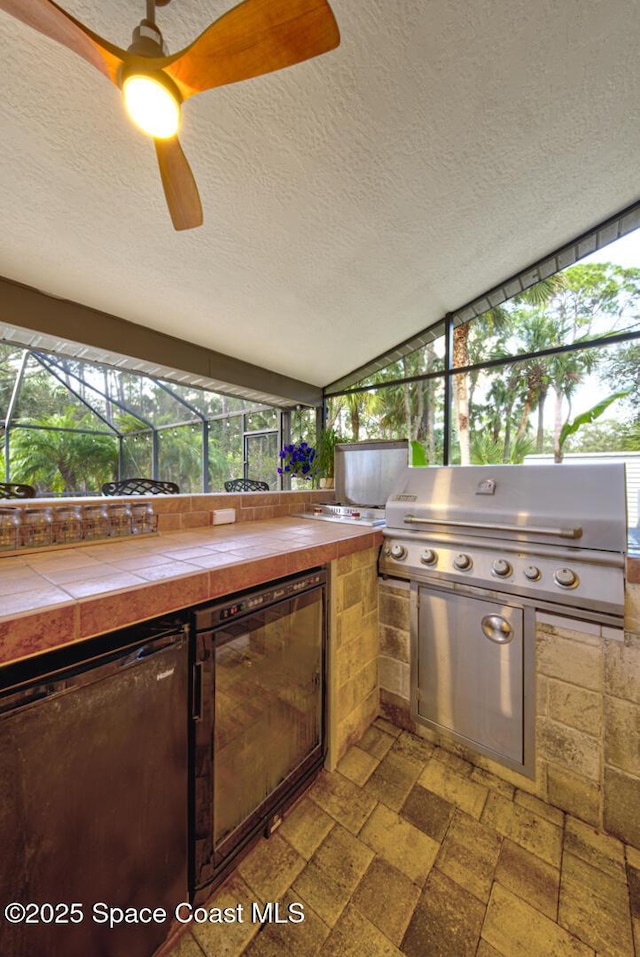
0,518 -> 383,668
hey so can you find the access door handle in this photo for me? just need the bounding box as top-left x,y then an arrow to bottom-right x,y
481,614 -> 514,644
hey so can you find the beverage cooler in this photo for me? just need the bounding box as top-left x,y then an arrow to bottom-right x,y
0,616 -> 190,957
191,568 -> 327,895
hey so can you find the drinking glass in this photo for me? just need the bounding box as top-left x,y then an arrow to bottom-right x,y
108,502 -> 132,537
54,505 -> 83,544
82,504 -> 110,541
0,507 -> 21,550
22,507 -> 54,548
130,501 -> 156,535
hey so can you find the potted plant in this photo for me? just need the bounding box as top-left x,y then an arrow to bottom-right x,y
277,441 -> 316,481
314,428 -> 340,488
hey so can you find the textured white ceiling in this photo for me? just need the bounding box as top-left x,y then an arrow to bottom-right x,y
1,0 -> 639,391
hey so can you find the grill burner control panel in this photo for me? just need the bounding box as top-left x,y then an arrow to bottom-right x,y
381,463 -> 627,622
380,538 -> 624,616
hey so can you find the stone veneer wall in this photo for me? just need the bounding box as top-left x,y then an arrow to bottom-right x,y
378,577 -> 640,850
326,546 -> 380,770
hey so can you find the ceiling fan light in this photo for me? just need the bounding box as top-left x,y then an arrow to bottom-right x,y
123,74 -> 181,139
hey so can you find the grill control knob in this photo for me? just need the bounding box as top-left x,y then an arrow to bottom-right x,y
523,565 -> 541,581
491,559 -> 512,578
554,567 -> 578,588
420,548 -> 438,566
453,552 -> 473,571
390,543 -> 407,561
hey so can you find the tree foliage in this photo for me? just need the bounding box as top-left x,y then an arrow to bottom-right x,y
9,415 -> 118,494
2,259 -> 640,492
331,262 -> 640,465
0,347 -> 281,493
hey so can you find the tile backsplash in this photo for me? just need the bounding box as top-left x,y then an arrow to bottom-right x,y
0,489 -> 334,554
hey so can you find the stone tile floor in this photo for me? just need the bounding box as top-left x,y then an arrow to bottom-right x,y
167,718 -> 640,957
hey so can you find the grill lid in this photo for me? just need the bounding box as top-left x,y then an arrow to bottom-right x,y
385,464 -> 627,554
334,440 -> 409,507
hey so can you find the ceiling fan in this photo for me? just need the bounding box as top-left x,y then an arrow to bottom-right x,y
0,0 -> 340,230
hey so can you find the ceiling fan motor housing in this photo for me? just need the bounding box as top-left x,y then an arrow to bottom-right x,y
128,20 -> 167,57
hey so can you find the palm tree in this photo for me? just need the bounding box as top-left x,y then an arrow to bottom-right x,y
327,389 -> 382,442
547,349 -> 600,461
452,305 -> 509,464
158,426 -> 203,491
10,414 -> 118,494
477,368 -> 525,462
471,429 -> 534,465
509,312 -> 559,450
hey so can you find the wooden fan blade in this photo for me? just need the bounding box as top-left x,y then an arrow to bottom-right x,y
0,0 -> 125,84
161,0 -> 340,100
154,138 -> 203,231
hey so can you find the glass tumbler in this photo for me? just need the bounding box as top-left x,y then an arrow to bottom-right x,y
108,502 -> 132,537
0,507 -> 21,550
22,507 -> 54,548
54,505 -> 84,544
82,504 -> 110,541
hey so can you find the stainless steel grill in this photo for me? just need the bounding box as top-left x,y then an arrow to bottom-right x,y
379,463 -> 627,777
380,463 -> 627,623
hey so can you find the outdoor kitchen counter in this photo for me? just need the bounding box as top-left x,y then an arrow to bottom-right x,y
0,517 -> 383,668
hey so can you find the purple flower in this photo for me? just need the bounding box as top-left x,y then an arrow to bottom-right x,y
278,440 -> 318,480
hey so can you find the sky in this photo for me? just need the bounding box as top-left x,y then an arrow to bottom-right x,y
582,226 -> 640,268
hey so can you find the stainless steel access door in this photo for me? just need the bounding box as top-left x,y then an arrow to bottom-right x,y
414,583 -> 532,772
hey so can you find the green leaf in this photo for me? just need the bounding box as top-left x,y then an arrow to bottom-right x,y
410,440 -> 428,467
559,390 -> 632,450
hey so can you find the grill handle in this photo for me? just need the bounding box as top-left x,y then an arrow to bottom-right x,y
403,514 -> 582,540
